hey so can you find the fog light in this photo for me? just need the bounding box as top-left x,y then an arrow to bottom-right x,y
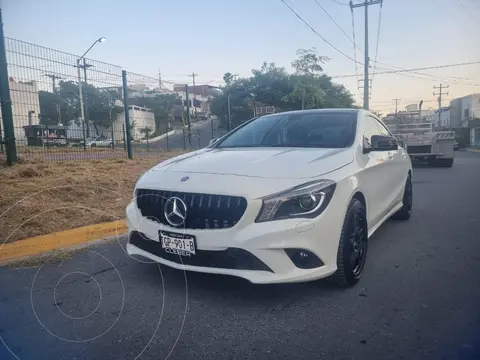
285,249 -> 324,269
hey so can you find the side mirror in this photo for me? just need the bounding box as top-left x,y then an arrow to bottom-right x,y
208,138 -> 218,146
366,135 -> 398,153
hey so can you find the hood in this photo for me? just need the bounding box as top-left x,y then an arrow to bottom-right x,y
151,147 -> 354,180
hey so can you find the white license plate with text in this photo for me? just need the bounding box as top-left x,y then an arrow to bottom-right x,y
160,231 -> 196,256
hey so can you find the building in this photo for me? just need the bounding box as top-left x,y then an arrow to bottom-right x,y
0,78 -> 41,144
405,104 -> 418,112
450,94 -> 480,147
112,105 -> 155,141
425,107 -> 450,129
173,84 -> 219,118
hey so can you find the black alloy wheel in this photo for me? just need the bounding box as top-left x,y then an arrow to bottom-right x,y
351,209 -> 367,278
331,198 -> 368,287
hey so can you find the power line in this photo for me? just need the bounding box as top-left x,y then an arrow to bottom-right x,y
331,60 -> 480,78
454,0 -> 480,26
280,0 -> 360,64
331,0 -> 350,5
370,1 -> 383,90
431,0 -> 477,39
281,0 -> 469,88
314,0 -> 356,45
350,7 -> 360,98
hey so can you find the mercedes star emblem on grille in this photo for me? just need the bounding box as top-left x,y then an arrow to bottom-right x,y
164,197 -> 187,227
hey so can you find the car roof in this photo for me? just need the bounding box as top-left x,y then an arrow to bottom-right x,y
260,108 -> 363,117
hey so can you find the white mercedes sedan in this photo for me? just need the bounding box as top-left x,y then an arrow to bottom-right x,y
126,109 -> 413,287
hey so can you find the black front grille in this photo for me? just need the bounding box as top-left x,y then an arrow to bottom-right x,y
407,145 -> 431,154
136,189 -> 248,230
129,231 -> 273,272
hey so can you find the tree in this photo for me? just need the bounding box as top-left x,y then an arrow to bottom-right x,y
291,48 -> 330,75
223,72 -> 235,87
140,126 -> 154,139
129,120 -> 137,140
38,91 -> 76,125
38,81 -> 124,135
287,48 -> 330,109
209,49 -> 354,129
130,93 -> 180,134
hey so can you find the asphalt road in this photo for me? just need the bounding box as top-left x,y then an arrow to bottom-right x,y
1,151 -> 480,360
133,119 -> 226,152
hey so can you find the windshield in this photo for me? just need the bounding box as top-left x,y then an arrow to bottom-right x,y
216,112 -> 357,149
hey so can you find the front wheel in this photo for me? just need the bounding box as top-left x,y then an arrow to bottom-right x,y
331,198 -> 368,287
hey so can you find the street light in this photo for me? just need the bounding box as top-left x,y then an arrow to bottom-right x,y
76,37 -> 106,148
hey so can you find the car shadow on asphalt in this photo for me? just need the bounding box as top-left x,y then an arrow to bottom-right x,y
127,258 -> 343,306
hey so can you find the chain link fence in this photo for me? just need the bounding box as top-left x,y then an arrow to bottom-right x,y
0,35 -> 225,164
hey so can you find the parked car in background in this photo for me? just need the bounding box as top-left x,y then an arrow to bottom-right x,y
72,134 -> 113,148
126,109 -> 413,287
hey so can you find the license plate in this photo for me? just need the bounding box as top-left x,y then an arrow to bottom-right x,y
160,230 -> 196,257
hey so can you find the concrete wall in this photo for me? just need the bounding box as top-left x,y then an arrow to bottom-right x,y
0,79 -> 41,143
112,106 -> 155,141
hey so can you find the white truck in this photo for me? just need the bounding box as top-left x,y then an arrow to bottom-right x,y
387,122 -> 455,167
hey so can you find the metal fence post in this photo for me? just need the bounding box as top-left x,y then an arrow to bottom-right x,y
122,70 -> 133,159
165,122 -> 169,152
0,121 -> 4,153
122,124 -> 126,150
0,9 -> 17,165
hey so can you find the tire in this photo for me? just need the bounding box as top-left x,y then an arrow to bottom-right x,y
90,144 -> 96,148
331,198 -> 368,287
392,174 -> 412,221
435,158 -> 453,167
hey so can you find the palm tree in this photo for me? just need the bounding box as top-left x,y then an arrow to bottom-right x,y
140,126 -> 154,140
128,120 -> 137,141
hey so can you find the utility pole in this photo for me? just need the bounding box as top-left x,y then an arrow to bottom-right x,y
79,59 -> 94,135
44,74 -> 63,93
185,84 -> 192,146
44,74 -> 63,124
433,84 -> 449,128
158,68 -> 162,89
393,98 -> 401,115
188,73 -> 198,122
350,0 -> 383,110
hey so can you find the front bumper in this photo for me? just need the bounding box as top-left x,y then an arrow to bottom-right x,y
125,197 -> 345,284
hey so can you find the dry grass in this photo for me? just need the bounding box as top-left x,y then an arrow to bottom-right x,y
0,150 -> 188,243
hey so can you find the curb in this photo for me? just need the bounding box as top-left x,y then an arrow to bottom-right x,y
0,220 -> 127,264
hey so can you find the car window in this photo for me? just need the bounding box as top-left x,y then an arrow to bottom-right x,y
216,112 -> 357,149
363,116 -> 383,147
374,118 -> 392,136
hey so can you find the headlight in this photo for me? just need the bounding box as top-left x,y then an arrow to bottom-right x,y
255,180 -> 336,223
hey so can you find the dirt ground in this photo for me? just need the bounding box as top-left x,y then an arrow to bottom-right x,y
0,151 -> 188,243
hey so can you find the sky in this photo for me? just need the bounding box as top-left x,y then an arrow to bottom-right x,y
3,0 -> 480,115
